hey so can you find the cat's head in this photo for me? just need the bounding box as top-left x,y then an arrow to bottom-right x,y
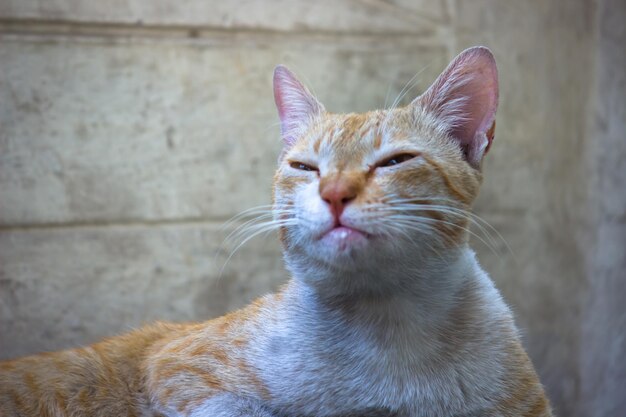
272,47 -> 498,285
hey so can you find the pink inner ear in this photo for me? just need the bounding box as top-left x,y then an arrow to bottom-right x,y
417,47 -> 499,167
273,65 -> 324,148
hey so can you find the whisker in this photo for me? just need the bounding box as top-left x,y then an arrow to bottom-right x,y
216,204 -> 299,274
379,66 -> 430,134
390,66 -> 430,110
222,207 -> 300,245
223,213 -> 277,243
381,219 -> 448,263
219,219 -> 298,276
220,204 -> 277,230
383,80 -> 394,109
386,214 -> 500,256
226,215 -> 298,245
373,196 -> 512,256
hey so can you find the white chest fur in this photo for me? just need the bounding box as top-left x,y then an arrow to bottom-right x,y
250,250 -> 516,417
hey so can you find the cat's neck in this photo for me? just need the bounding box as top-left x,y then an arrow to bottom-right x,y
282,244 -> 482,337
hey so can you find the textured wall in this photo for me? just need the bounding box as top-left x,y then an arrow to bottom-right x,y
0,1 -> 624,416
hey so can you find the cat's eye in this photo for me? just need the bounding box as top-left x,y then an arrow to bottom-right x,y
289,161 -> 318,172
377,153 -> 419,168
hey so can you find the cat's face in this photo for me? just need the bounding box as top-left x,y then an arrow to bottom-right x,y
272,47 -> 498,277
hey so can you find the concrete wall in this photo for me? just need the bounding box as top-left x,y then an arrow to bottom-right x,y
0,1 -> 624,415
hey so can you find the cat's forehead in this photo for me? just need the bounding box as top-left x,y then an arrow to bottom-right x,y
319,112 -> 382,158
288,109 -> 421,166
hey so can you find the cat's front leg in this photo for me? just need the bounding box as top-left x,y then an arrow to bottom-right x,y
186,393 -> 279,417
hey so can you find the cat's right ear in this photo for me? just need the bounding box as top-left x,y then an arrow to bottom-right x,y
273,65 -> 324,148
413,46 -> 498,168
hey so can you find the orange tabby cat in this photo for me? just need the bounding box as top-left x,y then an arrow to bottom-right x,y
0,46 -> 552,417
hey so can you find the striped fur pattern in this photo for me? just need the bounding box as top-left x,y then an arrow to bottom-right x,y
0,47 -> 552,417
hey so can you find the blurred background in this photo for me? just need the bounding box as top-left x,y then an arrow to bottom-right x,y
0,0 -> 624,415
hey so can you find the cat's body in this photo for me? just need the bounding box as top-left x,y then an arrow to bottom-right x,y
247,251 -> 546,417
0,47 -> 552,417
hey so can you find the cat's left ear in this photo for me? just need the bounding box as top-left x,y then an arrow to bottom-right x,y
413,46 -> 498,168
273,65 -> 325,149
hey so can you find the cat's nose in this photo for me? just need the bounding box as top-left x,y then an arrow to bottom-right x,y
320,179 -> 358,221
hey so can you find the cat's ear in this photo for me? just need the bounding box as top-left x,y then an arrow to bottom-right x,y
273,65 -> 325,148
413,46 -> 498,168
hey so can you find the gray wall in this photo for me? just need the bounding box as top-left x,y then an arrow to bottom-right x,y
0,1 -> 624,415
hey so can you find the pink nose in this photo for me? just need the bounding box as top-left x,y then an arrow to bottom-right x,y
320,179 -> 357,222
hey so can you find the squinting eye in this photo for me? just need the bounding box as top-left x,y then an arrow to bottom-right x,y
378,153 -> 418,168
289,161 -> 318,172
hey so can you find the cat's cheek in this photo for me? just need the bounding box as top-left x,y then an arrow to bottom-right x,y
294,181 -> 334,238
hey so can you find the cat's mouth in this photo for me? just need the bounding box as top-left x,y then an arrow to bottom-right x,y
319,225 -> 370,251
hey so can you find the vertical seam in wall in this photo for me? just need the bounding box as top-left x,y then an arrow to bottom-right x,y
578,1 -> 602,414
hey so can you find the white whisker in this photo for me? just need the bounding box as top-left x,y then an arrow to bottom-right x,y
220,204 -> 277,230
382,219 -> 447,263
219,218 -> 298,276
379,66 -> 430,135
386,214 -> 499,256
374,196 -> 512,256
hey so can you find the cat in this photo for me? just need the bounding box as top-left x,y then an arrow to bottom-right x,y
0,46 -> 552,417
